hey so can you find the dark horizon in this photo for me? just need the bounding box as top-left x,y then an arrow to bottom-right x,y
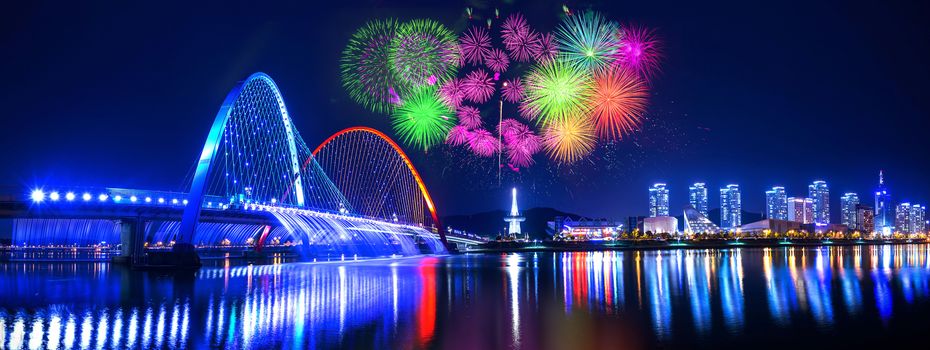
2,0 -> 929,220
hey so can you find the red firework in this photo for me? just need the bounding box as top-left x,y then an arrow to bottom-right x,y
462,69 -> 495,104
460,26 -> 492,65
485,48 -> 510,73
468,128 -> 500,157
614,25 -> 662,81
456,105 -> 483,129
589,67 -> 649,140
501,78 -> 524,103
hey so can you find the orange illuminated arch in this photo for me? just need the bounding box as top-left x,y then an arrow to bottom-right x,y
309,126 -> 446,243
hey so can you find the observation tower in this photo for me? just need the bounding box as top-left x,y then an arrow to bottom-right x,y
504,187 -> 525,239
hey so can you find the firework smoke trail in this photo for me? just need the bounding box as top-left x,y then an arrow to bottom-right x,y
555,11 -> 618,73
391,85 -> 456,151
439,78 -> 465,109
340,19 -> 401,114
446,125 -> 472,146
468,128 -> 500,157
460,26 -> 492,65
462,69 -> 495,104
390,19 -> 461,92
485,48 -> 510,73
522,58 -> 594,126
456,105 -> 483,129
615,24 -> 663,81
501,78 -> 525,103
589,67 -> 649,140
542,115 -> 596,163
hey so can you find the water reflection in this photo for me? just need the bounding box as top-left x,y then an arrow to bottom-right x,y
3,245 -> 930,349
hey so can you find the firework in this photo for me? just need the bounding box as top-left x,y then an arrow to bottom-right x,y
467,128 -> 500,157
462,69 -> 495,104
460,26 -> 492,65
589,67 -> 649,140
501,13 -> 530,43
485,48 -> 510,73
501,78 -> 524,103
542,115 -> 596,163
522,58 -> 594,125
505,132 -> 541,167
615,25 -> 662,80
391,86 -> 456,151
534,33 -> 559,62
390,19 -> 461,92
340,19 -> 401,114
446,125 -> 472,146
555,11 -> 618,73
518,101 -> 540,121
439,78 -> 465,109
457,105 -> 483,129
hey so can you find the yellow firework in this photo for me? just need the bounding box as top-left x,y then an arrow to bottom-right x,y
541,115 -> 596,163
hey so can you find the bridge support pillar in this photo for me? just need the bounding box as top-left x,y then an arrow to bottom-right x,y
112,217 -> 145,265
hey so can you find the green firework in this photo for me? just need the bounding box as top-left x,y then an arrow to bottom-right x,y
391,86 -> 456,151
341,19 -> 401,114
555,11 -> 618,73
389,19 -> 461,94
522,58 -> 594,126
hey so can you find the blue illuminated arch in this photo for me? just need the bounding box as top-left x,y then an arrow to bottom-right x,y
177,73 -> 305,244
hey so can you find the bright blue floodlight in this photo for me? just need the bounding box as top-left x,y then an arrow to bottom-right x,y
65,192 -> 76,201
30,189 -> 45,203
49,191 -> 60,201
82,193 -> 92,201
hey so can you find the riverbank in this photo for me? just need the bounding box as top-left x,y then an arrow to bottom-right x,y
468,238 -> 929,253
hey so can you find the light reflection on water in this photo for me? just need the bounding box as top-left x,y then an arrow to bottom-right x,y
2,245 -> 930,349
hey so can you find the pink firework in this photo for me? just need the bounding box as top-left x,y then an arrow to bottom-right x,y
518,100 -> 540,121
446,125 -> 472,146
501,13 -> 530,43
505,131 -> 541,167
462,69 -> 495,104
439,78 -> 465,109
498,118 -> 528,142
459,26 -> 492,65
615,25 -> 662,80
501,78 -> 524,103
485,48 -> 510,73
500,13 -> 540,62
456,105 -> 482,129
533,33 -> 558,62
467,128 -> 500,157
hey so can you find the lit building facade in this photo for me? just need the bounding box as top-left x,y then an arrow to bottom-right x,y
874,171 -> 893,235
896,203 -> 911,234
765,186 -> 788,220
720,184 -> 741,230
649,183 -> 669,217
787,197 -> 814,224
808,180 -> 830,225
909,204 -> 926,234
683,206 -> 719,234
840,192 -> 859,229
855,204 -> 874,233
689,182 -> 709,217
644,216 -> 679,234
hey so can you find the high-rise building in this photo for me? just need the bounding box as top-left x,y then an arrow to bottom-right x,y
649,183 -> 669,217
840,193 -> 859,228
720,184 -> 741,230
855,204 -> 874,233
875,171 -> 893,236
808,180 -> 830,225
765,186 -> 788,220
910,204 -> 926,234
787,197 -> 814,224
896,203 -> 911,234
689,183 -> 709,217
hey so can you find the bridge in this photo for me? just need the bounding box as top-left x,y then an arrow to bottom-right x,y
0,73 -> 484,266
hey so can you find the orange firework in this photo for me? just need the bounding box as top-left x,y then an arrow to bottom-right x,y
541,114 -> 596,163
589,67 -> 648,140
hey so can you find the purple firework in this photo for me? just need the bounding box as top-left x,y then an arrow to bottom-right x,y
500,14 -> 540,63
467,128 -> 500,157
446,125 -> 472,146
460,26 -> 492,65
498,118 -> 528,142
501,13 -> 530,43
457,105 -> 482,129
439,78 -> 465,108
505,132 -> 541,167
462,69 -> 495,104
518,100 -> 540,121
485,48 -> 510,73
501,78 -> 524,103
533,33 -> 558,62
614,24 -> 662,81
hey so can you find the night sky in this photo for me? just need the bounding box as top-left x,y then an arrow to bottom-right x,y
2,0 -> 928,221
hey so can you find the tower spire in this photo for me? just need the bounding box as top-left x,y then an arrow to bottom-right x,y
879,170 -> 884,185
504,187 -> 525,239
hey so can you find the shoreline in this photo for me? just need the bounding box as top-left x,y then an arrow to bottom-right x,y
468,238 -> 930,253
